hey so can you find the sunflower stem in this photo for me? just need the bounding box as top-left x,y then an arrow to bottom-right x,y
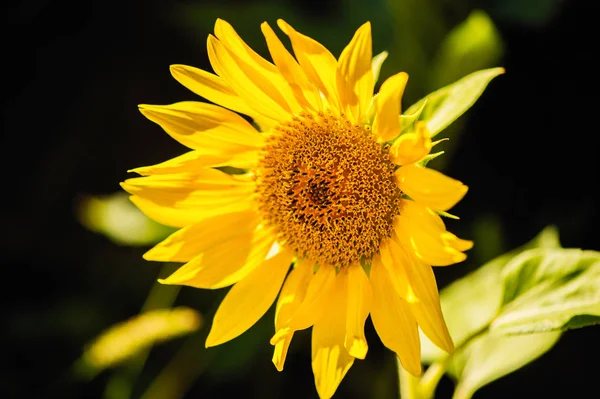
398,356 -> 448,399
397,357 -> 419,399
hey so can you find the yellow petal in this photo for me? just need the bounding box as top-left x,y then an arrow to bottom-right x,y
272,329 -> 294,372
213,20 -> 305,116
270,265 -> 335,372
445,232 -> 474,252
395,201 -> 470,266
271,261 -> 313,371
388,238 -> 454,353
395,164 -> 468,211
121,170 -> 255,228
378,238 -> 418,303
214,19 -> 279,75
275,261 -> 314,329
143,210 -> 258,262
138,101 -> 263,150
159,225 -> 277,289
336,22 -> 374,123
370,255 -> 422,376
207,35 -> 297,122
277,19 -> 340,112
311,273 -> 354,399
344,265 -> 371,359
390,121 -> 432,165
372,72 -> 408,142
261,22 -> 322,111
169,64 -> 257,118
285,266 -> 336,331
130,149 -> 259,174
205,248 -> 293,347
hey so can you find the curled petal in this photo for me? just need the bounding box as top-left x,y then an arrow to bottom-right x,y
395,201 -> 472,266
372,72 -> 408,142
390,121 -> 432,165
271,261 -> 313,371
395,164 -> 468,212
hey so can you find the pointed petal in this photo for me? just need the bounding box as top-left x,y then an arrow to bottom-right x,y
261,22 -> 321,111
205,248 -> 293,347
275,261 -> 314,329
121,170 -> 255,228
336,22 -> 373,123
390,121 -> 432,165
285,266 -> 336,331
169,64 -> 257,118
213,20 -> 305,115
395,201 -> 470,266
214,18 -> 279,75
130,148 -> 259,173
207,35 -> 298,122
311,274 -> 354,399
395,164 -> 468,211
388,238 -> 454,353
159,225 -> 277,289
372,72 -> 408,142
344,265 -> 371,359
138,101 -> 263,150
144,210 -> 258,262
370,255 -> 422,375
277,19 -> 340,111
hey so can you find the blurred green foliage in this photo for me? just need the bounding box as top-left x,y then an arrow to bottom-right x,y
77,192 -> 174,246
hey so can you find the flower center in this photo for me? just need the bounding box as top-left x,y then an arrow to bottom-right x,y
255,112 -> 402,268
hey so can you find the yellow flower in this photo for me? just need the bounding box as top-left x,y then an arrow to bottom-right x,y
122,19 -> 472,399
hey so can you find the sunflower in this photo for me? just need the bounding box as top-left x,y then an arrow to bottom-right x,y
121,19 -> 472,399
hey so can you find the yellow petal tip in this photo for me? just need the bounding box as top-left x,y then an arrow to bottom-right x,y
205,333 -> 221,348
345,337 -> 368,359
398,356 -> 422,377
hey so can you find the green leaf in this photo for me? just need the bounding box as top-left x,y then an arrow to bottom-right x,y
430,10 -> 504,90
449,330 -> 561,399
420,226 -> 561,363
417,227 -> 600,399
491,249 -> 600,334
399,98 -> 428,135
372,51 -> 389,85
419,227 -> 563,399
405,67 -> 505,138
